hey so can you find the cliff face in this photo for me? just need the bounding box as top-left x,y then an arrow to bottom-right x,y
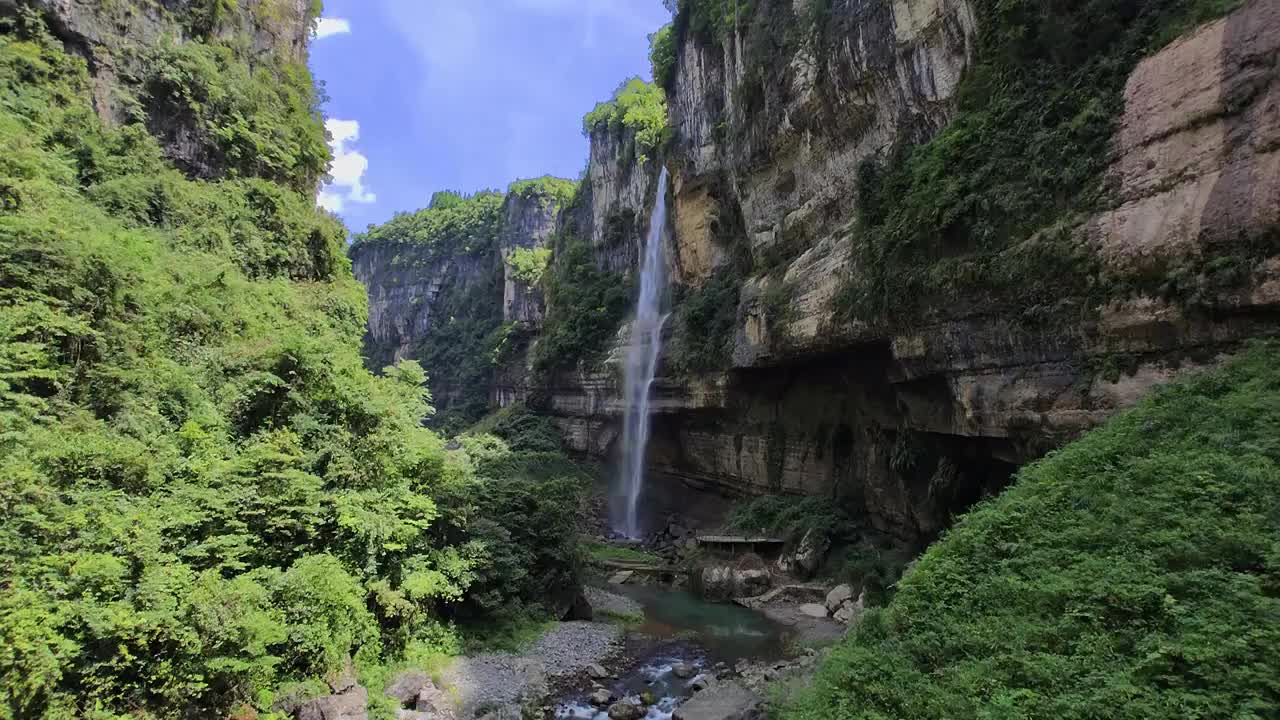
537,0 -> 1280,543
3,0 -> 319,184
355,0 -> 1280,542
352,187 -> 570,430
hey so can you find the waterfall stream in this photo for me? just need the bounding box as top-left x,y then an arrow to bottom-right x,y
619,167 -> 669,539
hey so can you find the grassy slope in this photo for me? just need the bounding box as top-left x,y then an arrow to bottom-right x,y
782,343 -> 1280,719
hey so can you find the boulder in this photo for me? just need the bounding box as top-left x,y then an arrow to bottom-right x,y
689,673 -> 715,693
607,700 -> 645,720
672,681 -> 761,720
414,684 -> 454,718
586,663 -> 609,679
792,530 -> 830,577
735,568 -> 771,598
384,670 -> 431,707
672,662 -> 694,678
824,584 -> 853,612
798,603 -> 828,619
697,555 -> 773,601
590,688 -> 614,706
297,685 -> 368,720
608,570 -> 634,585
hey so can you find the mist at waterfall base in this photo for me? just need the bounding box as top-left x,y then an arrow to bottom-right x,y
615,167 -> 670,540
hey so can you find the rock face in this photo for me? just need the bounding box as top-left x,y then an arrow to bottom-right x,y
351,240 -> 498,371
696,555 -> 772,601
296,685 -> 369,720
3,0 -> 316,180
354,1 -> 1280,544
523,0 -> 1280,544
352,187 -> 569,421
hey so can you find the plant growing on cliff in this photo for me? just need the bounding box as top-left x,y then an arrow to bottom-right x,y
669,269 -> 742,374
143,40 -> 330,191
533,236 -> 632,374
833,0 -> 1250,327
508,175 -> 578,209
649,23 -> 677,89
582,77 -> 669,163
782,342 -> 1280,719
352,190 -> 505,259
507,246 -> 552,285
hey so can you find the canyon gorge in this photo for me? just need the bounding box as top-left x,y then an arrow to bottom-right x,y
354,0 -> 1280,545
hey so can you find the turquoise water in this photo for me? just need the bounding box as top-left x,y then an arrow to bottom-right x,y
613,584 -> 791,661
555,585 -> 790,720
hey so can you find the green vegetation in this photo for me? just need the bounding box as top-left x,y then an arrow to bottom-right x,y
0,9 -> 584,719
727,494 -> 850,541
352,192 -> 509,432
833,0 -> 1249,327
678,0 -> 755,43
508,175 -> 578,209
782,342 -> 1280,718
669,270 -> 742,374
582,78 -> 669,163
648,23 -> 676,89
407,271 -> 505,435
143,41 -> 330,191
507,246 -> 552,285
352,190 -> 505,259
582,539 -> 662,566
534,236 -> 633,374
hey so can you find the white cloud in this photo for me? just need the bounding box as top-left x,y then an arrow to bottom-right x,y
314,17 -> 351,39
318,118 -> 375,214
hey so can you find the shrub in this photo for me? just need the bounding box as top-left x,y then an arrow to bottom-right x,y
832,0 -> 1251,326
649,23 -> 676,89
533,236 -> 633,373
0,12 -> 589,718
782,342 -> 1280,719
669,270 -> 742,374
582,78 -> 669,162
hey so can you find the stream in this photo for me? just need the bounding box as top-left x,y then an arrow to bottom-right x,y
554,584 -> 793,719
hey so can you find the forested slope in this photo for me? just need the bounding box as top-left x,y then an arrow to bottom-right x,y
0,6 -> 582,718
782,343 -> 1280,718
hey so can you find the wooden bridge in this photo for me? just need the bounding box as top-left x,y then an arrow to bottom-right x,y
694,535 -> 787,555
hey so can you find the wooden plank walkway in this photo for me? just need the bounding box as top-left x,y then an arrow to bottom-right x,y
695,535 -> 786,545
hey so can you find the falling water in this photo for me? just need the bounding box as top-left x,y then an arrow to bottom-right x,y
619,167 -> 670,539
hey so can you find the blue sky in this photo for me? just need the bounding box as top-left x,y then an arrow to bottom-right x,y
309,0 -> 672,234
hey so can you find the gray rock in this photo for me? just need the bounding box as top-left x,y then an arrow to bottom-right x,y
384,670 -> 432,707
672,680 -> 760,720
824,584 -> 853,612
793,530 -> 830,577
689,673 -> 715,693
672,662 -> 694,678
297,685 -> 368,720
698,556 -> 773,602
798,603 -> 828,619
608,570 -> 634,585
590,688 -> 614,706
587,663 -> 609,679
607,700 -> 645,720
415,683 -> 454,718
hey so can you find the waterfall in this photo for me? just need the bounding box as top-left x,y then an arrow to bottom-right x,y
619,167 -> 670,539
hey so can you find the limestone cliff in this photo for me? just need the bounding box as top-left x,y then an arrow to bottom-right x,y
352,184 -> 572,431
356,0 -> 1280,543
1,0 -> 321,186
537,0 -> 1280,543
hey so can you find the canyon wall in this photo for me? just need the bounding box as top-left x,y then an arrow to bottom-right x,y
357,0 -> 1280,543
